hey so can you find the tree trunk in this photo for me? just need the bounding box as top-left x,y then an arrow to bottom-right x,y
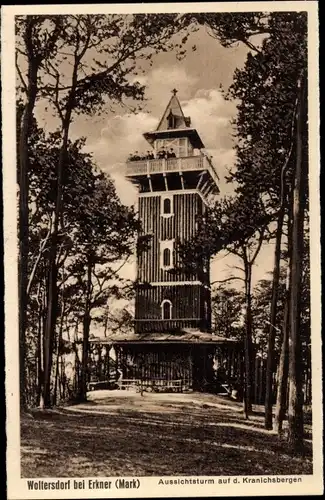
243,262 -> 254,417
53,299 -> 65,406
97,345 -> 102,379
43,115 -> 72,407
274,282 -> 290,434
79,257 -> 93,401
264,208 -> 285,428
274,208 -> 293,434
80,316 -> 91,402
18,63 -> 38,410
36,284 -> 45,408
287,74 -> 306,453
106,346 -> 111,380
43,257 -> 59,407
53,342 -> 60,407
42,46 -> 79,405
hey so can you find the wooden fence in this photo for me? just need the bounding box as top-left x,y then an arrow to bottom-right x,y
252,356 -> 312,405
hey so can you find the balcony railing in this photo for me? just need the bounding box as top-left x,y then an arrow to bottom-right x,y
126,155 -> 219,187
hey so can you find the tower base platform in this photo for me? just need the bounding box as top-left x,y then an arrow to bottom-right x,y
89,330 -> 243,393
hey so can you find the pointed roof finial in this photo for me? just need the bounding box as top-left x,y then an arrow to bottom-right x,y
172,88 -> 178,96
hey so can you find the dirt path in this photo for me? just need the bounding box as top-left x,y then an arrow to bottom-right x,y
21,390 -> 313,477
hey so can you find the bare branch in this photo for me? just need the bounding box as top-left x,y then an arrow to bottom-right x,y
46,59 -> 64,122
16,47 -> 28,57
229,264 -> 245,274
239,37 -> 264,55
27,216 -> 52,296
279,93 -> 300,210
211,276 -> 245,285
110,255 -> 131,277
15,54 -> 28,93
250,228 -> 265,264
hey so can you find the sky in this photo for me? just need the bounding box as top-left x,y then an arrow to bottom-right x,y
35,22 -> 274,291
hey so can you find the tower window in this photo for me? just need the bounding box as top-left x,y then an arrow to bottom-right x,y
160,239 -> 174,270
161,300 -> 172,320
167,111 -> 176,129
163,198 -> 171,214
163,248 -> 171,267
161,195 -> 173,217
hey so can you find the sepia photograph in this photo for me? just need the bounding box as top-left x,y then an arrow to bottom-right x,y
3,2 -> 322,498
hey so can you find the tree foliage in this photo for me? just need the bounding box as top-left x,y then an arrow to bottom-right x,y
226,12 -> 307,205
16,12 -> 192,407
24,119 -> 140,406
212,286 -> 245,340
179,12 -> 309,438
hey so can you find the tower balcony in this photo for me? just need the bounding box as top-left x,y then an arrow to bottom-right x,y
125,155 -> 219,195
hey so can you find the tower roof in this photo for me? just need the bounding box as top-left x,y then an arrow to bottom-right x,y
143,89 -> 205,149
156,89 -> 191,131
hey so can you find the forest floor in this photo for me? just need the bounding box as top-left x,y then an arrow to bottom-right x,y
21,390 -> 313,477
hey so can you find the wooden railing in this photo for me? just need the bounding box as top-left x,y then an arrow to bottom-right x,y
126,155 -> 219,186
117,378 -> 187,393
134,318 -> 204,333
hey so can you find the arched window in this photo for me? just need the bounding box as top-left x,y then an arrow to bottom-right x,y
163,198 -> 171,214
161,195 -> 173,217
160,240 -> 174,270
163,248 -> 171,267
161,300 -> 172,320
